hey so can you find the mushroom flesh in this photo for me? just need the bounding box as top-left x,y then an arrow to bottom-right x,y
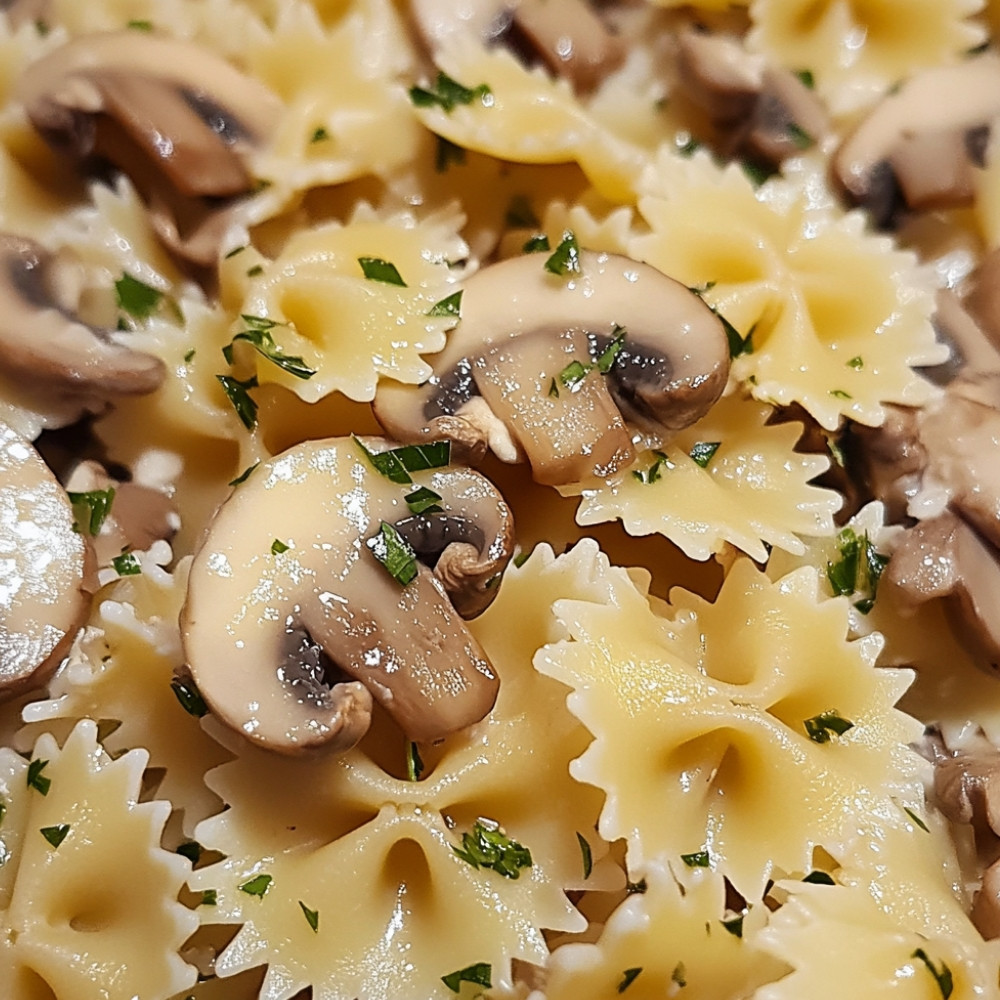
18,32 -> 282,267
181,436 -> 514,755
373,249 -> 731,486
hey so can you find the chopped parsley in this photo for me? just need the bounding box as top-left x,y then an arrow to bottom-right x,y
672,962 -> 687,987
407,742 -> 424,781
410,72 -> 492,113
577,831 -> 593,879
904,806 -> 930,833
721,912 -> 745,938
830,388 -> 852,400
112,550 -> 142,576
677,134 -> 701,156
559,359 -> 590,389
200,890 -> 217,906
270,539 -> 290,555
355,437 -> 451,484
176,841 -> 203,864
171,677 -> 208,718
427,290 -> 463,318
626,878 -> 648,895
0,798 -> 5,828
27,759 -> 51,796
522,234 -> 550,254
68,487 -> 115,536
223,317 -> 316,380
239,873 -> 273,898
229,462 -> 259,487
126,18 -> 153,30
596,326 -> 627,373
632,450 -> 673,484
366,522 -> 419,585
310,126 -> 330,143
689,442 -> 720,469
224,245 -> 246,259
826,527 -> 888,612
441,963 -> 492,993
618,968 -> 643,993
216,374 -> 259,429
544,230 -> 581,276
741,160 -> 777,187
246,265 -> 264,278
795,68 -> 815,88
803,710 -> 854,743
847,355 -> 864,369
436,135 -> 466,171
558,327 -> 625,390
452,818 -> 533,879
786,122 -> 814,149
802,870 -> 836,885
183,348 -> 196,363
357,256 -> 407,286
404,486 -> 444,515
505,195 -> 538,228
912,949 -> 953,999
688,285 -> 750,357
40,824 -> 70,848
548,377 -> 559,398
115,273 -> 162,318
299,901 -> 320,932
681,850 -> 710,868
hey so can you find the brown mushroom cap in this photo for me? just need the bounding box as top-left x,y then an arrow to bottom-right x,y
834,54 -> 1000,227
17,32 -> 282,267
373,249 -> 731,486
0,232 -> 164,400
0,421 -> 91,696
181,436 -> 514,756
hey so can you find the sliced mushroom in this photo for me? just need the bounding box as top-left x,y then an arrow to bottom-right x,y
181,436 -> 514,755
933,744 -> 1000,837
374,250 -> 730,486
0,421 -> 92,696
834,54 -> 1000,227
18,33 -> 282,267
962,248 -> 1000,352
924,289 -> 1000,386
675,27 -> 764,123
0,232 -> 164,400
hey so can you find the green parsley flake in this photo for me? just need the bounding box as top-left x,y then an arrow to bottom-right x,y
522,234 -> 550,254
904,806 -> 930,832
126,19 -> 153,30
224,246 -> 246,259
409,72 -> 492,113
452,819 -> 533,879
577,831 -> 593,879
559,359 -> 591,389
825,528 -> 888,612
436,135 -> 466,172
618,968 -> 643,993
68,487 -> 116,536
200,890 -> 217,906
803,710 -> 854,744
672,962 -> 687,987
183,348 -> 196,362
847,355 -> 864,369
112,550 -> 142,576
912,948 -> 954,999
229,462 -> 259,487
632,451 -> 673,485
176,841 -> 203,864
795,68 -> 815,88
366,522 -> 419,585
742,160 -> 777,187
802,870 -> 836,885
310,126 -> 330,143
171,677 -> 208,718
786,122 -> 814,149
223,322 -> 316,381
721,912 -> 746,938
544,230 -> 581,276
505,195 -> 538,228
688,285 -> 749,357
689,442 -> 721,469
677,135 -> 701,156
246,264 -> 264,277
0,798 -> 5,828
299,901 -> 320,932
355,437 -> 451,484
596,326 -> 626,374
830,388 -> 852,399
407,742 -> 424,781
271,539 -> 290,555
681,849 -> 710,868
548,377 -> 560,398
404,486 -> 444,515
441,962 -> 492,993
239,873 -> 273,898
357,256 -> 407,286
216,374 -> 259,429
115,273 -> 163,319
40,824 -> 70,848
626,878 -> 648,894
27,759 -> 50,796
427,290 -> 463,318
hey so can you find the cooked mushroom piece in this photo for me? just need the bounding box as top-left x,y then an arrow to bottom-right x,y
0,421 -> 91,695
374,250 -> 730,486
924,289 -> 1000,385
834,54 -> 1000,227
0,232 -> 164,400
17,32 -> 282,267
181,436 -> 514,755
962,248 -> 1000,352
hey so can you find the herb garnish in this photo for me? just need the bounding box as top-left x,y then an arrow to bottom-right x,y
441,963 -> 492,993
40,824 -> 70,848
239,874 -> 273,898
741,160 -> 777,187
112,550 -> 142,576
618,968 -> 642,993
803,710 -> 854,743
407,742 -> 424,781
229,462 -> 259,487
27,759 -> 50,795
427,291 -> 463,318
626,878 -> 648,894
830,388 -> 852,400
126,19 -> 153,30
176,841 -> 203,864
216,374 -> 259,429
632,451 -> 673,484
559,360 -> 590,389
911,948 -> 954,999
558,327 -> 626,390
183,348 -> 196,363
672,962 -> 687,987
681,850 -> 710,868
410,72 -> 492,113
357,257 -> 408,288
355,437 -> 451,484
404,486 -> 444,515
688,284 -> 750,357
224,316 -> 316,380
246,265 -> 264,278
548,378 -> 560,398
0,798 -> 5,827
522,234 -> 550,254
826,527 -> 888,612
224,246 -> 246,259
544,230 -> 581,276
803,870 -> 835,885
366,522 -> 419,585
506,195 -> 538,228
171,677 -> 208,718
577,831 -> 593,879
310,126 -> 330,143
689,442 -> 721,468
795,68 -> 815,88
200,890 -> 217,906
452,819 -> 533,879
436,136 -> 466,171
115,273 -> 162,319
721,912 -> 745,937
299,901 -> 320,932
271,539 -> 290,555
786,122 -> 814,149
68,488 -> 116,536
904,806 -> 930,832
847,355 -> 864,369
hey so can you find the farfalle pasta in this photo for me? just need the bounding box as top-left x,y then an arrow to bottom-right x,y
0,2 -> 999,999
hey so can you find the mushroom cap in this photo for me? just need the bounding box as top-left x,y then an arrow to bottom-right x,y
374,249 -> 730,485
0,421 -> 91,696
0,232 -> 165,399
181,437 -> 513,755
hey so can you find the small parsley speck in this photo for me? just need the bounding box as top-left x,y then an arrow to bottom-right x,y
299,901 -> 320,932
358,256 -> 407,286
200,889 -> 217,906
681,850 -> 710,868
441,963 -> 491,993
522,234 -> 550,254
618,968 -> 642,993
216,374 -> 259,429
912,948 -> 953,999
577,832 -> 593,879
68,488 -> 116,536
904,806 -> 930,832
229,462 -> 259,487
115,273 -> 163,319
310,126 -> 330,143
407,742 -> 424,781
271,539 -> 290,555
544,231 -> 581,276
112,550 -> 142,576
803,710 -> 854,743
239,874 -> 272,898
27,759 -> 50,796
40,824 -> 69,848
452,819 -> 532,878
426,291 -> 463,318
171,677 -> 208,718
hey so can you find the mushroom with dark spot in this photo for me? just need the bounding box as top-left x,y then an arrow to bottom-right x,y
17,32 -> 282,267
181,436 -> 514,755
374,249 -> 731,486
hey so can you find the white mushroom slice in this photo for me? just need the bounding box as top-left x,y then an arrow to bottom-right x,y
373,250 -> 730,486
0,233 -> 164,399
17,32 -> 282,267
0,421 -> 90,695
181,437 -> 514,755
962,248 -> 1000,351
834,54 -> 1000,227
927,289 -> 1000,385
675,27 -> 764,122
